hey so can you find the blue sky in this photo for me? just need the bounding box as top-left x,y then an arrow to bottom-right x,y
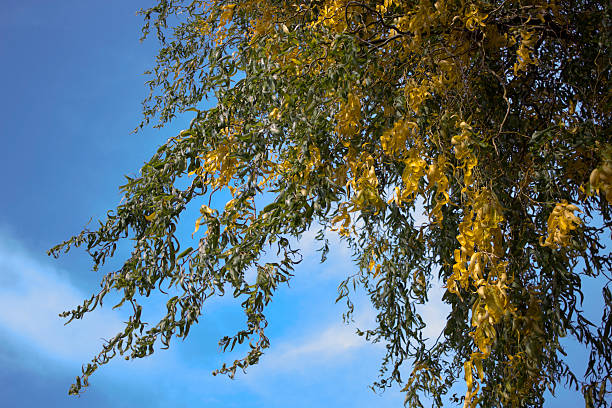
0,1 -> 602,407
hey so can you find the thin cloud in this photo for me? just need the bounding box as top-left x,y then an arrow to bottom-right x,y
0,232 -> 124,362
273,320 -> 367,362
250,306 -> 378,377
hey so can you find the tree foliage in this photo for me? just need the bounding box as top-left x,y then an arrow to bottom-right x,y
50,0 -> 611,406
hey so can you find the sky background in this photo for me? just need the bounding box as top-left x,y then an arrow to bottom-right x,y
0,1 -> 605,407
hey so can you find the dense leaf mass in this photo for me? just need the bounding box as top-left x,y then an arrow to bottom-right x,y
51,0 -> 611,406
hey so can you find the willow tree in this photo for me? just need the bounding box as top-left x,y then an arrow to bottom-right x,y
50,0 -> 611,406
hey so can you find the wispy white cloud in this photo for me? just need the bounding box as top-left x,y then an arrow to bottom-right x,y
248,305 -> 378,379
256,283 -> 448,376
0,231 -> 124,362
270,315 -> 368,365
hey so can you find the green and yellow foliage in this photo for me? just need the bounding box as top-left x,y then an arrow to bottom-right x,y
51,0 -> 611,406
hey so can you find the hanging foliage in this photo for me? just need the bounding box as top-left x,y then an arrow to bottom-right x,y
51,0 -> 611,406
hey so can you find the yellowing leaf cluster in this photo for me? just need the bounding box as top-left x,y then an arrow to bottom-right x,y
541,201 -> 582,249
335,92 -> 362,143
590,157 -> 612,204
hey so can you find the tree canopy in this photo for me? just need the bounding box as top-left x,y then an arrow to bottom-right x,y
50,0 -> 611,406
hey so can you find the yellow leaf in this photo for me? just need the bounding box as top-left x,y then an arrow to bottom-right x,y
219,4 -> 236,27
464,360 -> 473,391
193,216 -> 202,236
473,357 -> 484,381
374,264 -> 382,277
200,204 -> 215,216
